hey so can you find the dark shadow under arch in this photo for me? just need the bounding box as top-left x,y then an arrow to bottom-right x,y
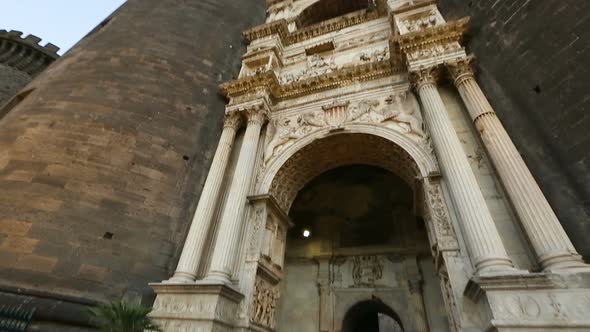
296,0 -> 370,28
342,299 -> 403,332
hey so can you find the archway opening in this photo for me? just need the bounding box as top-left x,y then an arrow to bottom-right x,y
287,164 -> 424,253
342,300 -> 404,332
296,0 -> 371,29
269,133 -> 449,331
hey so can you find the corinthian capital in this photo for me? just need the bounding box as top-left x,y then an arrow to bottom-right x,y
446,56 -> 475,87
246,107 -> 268,126
223,112 -> 243,130
409,66 -> 440,90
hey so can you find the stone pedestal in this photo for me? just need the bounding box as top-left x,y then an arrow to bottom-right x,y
465,273 -> 590,331
149,283 -> 244,332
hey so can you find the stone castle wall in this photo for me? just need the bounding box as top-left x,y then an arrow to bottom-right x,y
0,0 -> 265,329
438,0 -> 590,258
0,29 -> 59,106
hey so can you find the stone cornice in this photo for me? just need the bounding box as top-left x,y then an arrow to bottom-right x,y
245,1 -> 388,46
220,59 -> 399,103
392,17 -> 469,54
390,0 -> 437,14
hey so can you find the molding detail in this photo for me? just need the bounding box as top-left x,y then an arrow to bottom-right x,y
245,1 -> 388,46
221,60 -> 399,102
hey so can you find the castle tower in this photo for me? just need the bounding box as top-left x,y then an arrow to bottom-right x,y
0,0 -> 265,330
0,30 -> 59,108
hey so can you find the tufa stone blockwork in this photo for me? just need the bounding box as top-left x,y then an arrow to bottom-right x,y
0,0 -> 265,329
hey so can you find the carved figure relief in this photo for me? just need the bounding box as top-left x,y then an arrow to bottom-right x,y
359,47 -> 390,63
381,92 -> 425,136
336,31 -> 389,50
407,43 -> 461,62
279,54 -> 338,84
251,278 -> 280,329
352,256 -> 383,287
403,10 -> 438,32
263,91 -> 427,165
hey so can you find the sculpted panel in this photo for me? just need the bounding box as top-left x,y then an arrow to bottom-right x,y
352,256 -> 384,287
263,91 -> 426,165
488,291 -> 590,323
251,277 -> 281,329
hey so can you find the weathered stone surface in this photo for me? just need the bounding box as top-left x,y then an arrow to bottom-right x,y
0,0 -> 265,328
438,0 -> 590,259
0,64 -> 31,106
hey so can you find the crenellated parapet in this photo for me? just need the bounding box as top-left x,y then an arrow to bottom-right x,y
0,29 -> 60,76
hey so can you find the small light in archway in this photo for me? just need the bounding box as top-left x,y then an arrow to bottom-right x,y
302,229 -> 311,238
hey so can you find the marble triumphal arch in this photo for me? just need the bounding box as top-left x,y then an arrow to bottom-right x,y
149,1 -> 590,331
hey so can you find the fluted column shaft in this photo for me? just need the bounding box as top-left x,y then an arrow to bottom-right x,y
206,109 -> 266,283
409,280 -> 429,332
412,68 -> 516,275
167,113 -> 242,283
448,59 -> 587,271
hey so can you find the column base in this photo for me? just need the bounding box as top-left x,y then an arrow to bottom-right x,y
539,251 -> 590,273
162,271 -> 196,284
465,272 -> 590,331
149,282 -> 244,332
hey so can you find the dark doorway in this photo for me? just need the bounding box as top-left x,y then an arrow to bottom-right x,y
342,300 -> 403,332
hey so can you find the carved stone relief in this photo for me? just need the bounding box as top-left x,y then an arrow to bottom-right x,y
423,180 -> 458,250
335,31 -> 389,50
352,256 -> 384,287
267,133 -> 422,211
358,47 -> 390,63
251,277 -> 280,329
402,10 -> 439,33
279,54 -> 338,84
406,42 -> 461,62
248,207 -> 265,257
488,291 -> 590,323
263,91 -> 427,166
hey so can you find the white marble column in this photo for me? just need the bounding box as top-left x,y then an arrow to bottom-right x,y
205,108 -> 266,284
408,280 -> 429,332
167,113 -> 243,283
447,57 -> 589,271
411,67 -> 516,275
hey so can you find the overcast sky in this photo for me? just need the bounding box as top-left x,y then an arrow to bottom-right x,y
0,0 -> 127,55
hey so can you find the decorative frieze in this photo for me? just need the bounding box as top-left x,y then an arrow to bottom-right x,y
251,277 -> 280,329
263,91 -> 427,166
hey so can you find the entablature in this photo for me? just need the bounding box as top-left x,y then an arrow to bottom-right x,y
222,58 -> 400,105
